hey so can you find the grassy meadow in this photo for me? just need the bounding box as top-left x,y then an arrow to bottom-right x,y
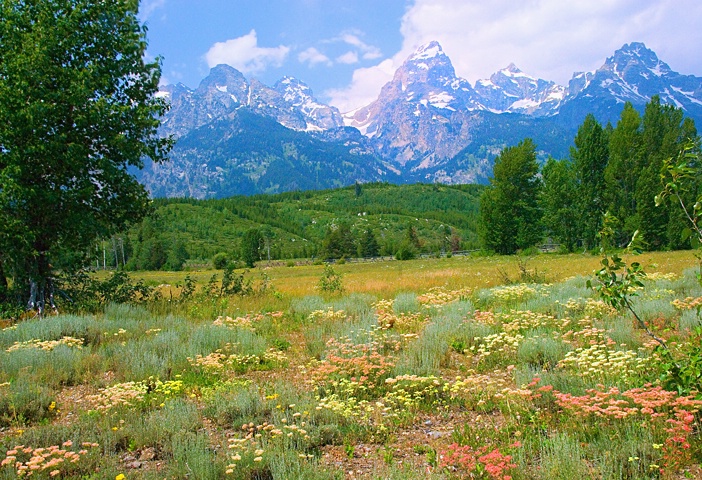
1,250 -> 701,479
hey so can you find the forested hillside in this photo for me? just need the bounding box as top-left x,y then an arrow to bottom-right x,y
100,183 -> 483,270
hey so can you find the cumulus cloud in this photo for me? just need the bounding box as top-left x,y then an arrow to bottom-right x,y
299,47 -> 332,67
325,59 -> 396,113
336,51 -> 359,65
329,0 -> 702,111
204,30 -> 290,74
338,33 -> 383,60
397,0 -> 702,85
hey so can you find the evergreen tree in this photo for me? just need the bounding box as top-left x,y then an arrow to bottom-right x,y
359,229 -> 380,257
604,102 -> 642,246
337,222 -> 357,258
165,237 -> 189,271
406,223 -> 422,250
540,158 -> 579,251
320,222 -> 356,259
127,216 -> 167,270
355,181 -> 362,197
241,228 -> 262,268
636,96 -> 693,249
480,139 -> 542,254
571,114 -> 609,249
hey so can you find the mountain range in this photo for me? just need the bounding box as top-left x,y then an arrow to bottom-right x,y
137,42 -> 702,198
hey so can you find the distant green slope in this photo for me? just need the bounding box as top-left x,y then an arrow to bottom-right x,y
119,183 -> 484,269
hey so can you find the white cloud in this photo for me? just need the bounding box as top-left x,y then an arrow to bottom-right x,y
204,30 -> 290,74
336,51 -> 359,65
338,33 -> 383,60
397,0 -> 702,85
329,0 -> 702,111
299,47 -> 332,67
325,59 -> 396,113
139,0 -> 166,20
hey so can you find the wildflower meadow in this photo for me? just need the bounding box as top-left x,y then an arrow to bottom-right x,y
0,250 -> 700,479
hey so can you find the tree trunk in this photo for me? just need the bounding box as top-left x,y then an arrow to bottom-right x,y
26,253 -> 57,317
0,260 -> 8,303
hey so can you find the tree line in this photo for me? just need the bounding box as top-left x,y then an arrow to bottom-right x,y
480,96 -> 699,254
86,183 -> 480,271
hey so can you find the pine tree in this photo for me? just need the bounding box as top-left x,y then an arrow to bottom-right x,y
540,158 -> 579,251
480,139 -> 542,254
571,114 -> 609,249
320,222 -> 356,259
359,229 -> 380,257
407,224 -> 421,250
604,102 -> 642,246
241,228 -> 262,268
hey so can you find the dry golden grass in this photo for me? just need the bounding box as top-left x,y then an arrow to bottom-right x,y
133,250 -> 697,300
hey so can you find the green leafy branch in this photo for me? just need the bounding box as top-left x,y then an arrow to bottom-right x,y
587,213 -> 670,351
656,140 -> 702,281
655,141 -> 701,239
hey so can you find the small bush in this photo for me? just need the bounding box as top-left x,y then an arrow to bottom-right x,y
169,431 -> 226,479
395,243 -> 416,261
0,378 -> 54,427
318,265 -> 344,295
212,252 -> 229,270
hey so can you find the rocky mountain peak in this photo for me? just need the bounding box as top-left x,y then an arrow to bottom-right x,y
606,42 -> 672,79
197,64 -> 249,99
408,41 -> 446,61
273,76 -> 315,106
344,41 -> 480,140
567,71 -> 595,96
273,76 -> 344,131
500,63 -> 522,75
397,41 -> 458,86
474,63 -> 565,115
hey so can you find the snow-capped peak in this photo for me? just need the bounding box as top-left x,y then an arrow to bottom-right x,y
274,76 -> 313,104
606,42 -> 673,78
409,41 -> 445,61
498,63 -> 532,79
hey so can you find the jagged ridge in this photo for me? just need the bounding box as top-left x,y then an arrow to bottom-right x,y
140,42 -> 702,198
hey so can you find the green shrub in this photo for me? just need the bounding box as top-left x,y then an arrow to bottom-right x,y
169,431 -> 226,479
0,378 -> 54,427
538,432 -> 590,479
318,265 -> 343,295
395,242 -> 416,261
212,252 -> 229,269
203,383 -> 265,427
393,292 -> 419,315
517,334 -> 570,369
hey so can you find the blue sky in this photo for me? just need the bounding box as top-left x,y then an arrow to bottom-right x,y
141,0 -> 702,113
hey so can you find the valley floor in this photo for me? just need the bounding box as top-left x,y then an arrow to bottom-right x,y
1,251 -> 701,479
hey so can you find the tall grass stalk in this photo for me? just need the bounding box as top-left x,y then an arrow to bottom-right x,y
394,301 -> 470,375
537,432 -> 590,479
